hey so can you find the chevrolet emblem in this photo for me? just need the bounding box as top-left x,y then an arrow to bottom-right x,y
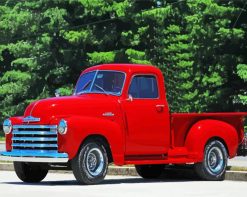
23,116 -> 41,123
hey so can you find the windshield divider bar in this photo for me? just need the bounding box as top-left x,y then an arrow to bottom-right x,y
89,70 -> 98,92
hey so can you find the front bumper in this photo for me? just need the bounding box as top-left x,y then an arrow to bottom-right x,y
0,150 -> 69,163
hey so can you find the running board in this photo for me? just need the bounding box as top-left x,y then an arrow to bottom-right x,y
124,157 -> 200,165
124,148 -> 195,165
125,154 -> 166,161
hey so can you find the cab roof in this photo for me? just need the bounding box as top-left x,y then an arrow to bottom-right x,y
82,63 -> 161,75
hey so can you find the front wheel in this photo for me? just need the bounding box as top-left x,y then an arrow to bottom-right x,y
195,140 -> 228,181
14,162 -> 48,183
135,164 -> 164,179
71,141 -> 108,185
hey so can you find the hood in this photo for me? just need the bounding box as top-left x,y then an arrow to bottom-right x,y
23,94 -> 120,124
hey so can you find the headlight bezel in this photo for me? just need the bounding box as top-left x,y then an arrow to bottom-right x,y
58,119 -> 67,135
3,119 -> 12,134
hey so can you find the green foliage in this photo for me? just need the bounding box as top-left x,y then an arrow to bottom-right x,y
1,71 -> 31,83
63,30 -> 93,45
125,49 -> 151,65
140,7 -> 171,25
236,64 -> 247,105
112,0 -> 130,17
237,64 -> 247,82
59,85 -> 74,96
87,51 -> 116,65
237,95 -> 247,105
121,31 -> 140,46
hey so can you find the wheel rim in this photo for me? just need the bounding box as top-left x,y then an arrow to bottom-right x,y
206,146 -> 224,174
86,148 -> 104,177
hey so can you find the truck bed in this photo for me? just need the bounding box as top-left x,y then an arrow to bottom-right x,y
171,112 -> 247,147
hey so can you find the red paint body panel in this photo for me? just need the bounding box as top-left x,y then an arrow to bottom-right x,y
58,116 -> 125,164
184,119 -> 239,159
171,113 -> 246,147
4,64 -> 247,166
123,98 -> 170,155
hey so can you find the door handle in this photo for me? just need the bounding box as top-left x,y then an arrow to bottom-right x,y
156,104 -> 165,112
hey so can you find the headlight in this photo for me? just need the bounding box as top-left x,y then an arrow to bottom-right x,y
58,119 -> 67,135
3,119 -> 12,134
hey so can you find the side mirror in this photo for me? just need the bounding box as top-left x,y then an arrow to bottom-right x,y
126,94 -> 133,102
55,89 -> 60,97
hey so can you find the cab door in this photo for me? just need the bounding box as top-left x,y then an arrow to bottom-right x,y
122,74 -> 170,156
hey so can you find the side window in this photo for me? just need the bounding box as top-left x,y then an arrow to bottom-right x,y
129,75 -> 158,99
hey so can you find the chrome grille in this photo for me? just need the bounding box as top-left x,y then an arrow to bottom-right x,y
12,125 -> 58,151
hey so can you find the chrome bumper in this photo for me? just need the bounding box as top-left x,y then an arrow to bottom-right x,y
0,150 -> 69,163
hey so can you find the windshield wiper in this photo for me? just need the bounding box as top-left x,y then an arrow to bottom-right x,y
94,84 -> 109,95
77,80 -> 92,95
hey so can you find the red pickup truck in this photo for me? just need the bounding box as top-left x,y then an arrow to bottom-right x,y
0,64 -> 246,185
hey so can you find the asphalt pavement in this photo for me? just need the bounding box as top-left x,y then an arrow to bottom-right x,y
0,171 -> 246,197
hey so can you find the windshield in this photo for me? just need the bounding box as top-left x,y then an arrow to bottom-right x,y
74,71 -> 125,95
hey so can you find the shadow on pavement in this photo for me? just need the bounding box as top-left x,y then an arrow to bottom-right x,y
3,178 -> 200,187
3,168 -> 202,186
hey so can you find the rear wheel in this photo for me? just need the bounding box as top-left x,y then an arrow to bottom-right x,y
14,162 -> 48,183
135,164 -> 164,179
71,141 -> 108,185
195,140 -> 228,181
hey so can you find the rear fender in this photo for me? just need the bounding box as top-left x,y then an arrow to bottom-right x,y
57,116 -> 124,165
185,119 -> 238,161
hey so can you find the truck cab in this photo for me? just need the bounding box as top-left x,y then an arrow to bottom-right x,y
0,64 -> 246,184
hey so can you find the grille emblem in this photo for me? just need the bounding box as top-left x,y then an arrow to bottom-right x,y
23,116 -> 41,123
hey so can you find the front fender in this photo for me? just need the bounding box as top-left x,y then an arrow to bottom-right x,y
57,116 -> 124,165
185,119 -> 238,161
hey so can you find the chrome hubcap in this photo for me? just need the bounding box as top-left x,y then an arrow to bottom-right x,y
86,148 -> 104,177
207,147 -> 224,174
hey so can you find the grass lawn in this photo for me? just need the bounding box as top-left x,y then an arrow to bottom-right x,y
0,131 -> 5,141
